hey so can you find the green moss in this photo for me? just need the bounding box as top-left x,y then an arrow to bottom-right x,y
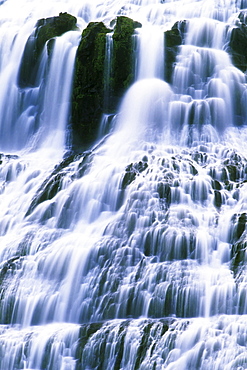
112,16 -> 141,98
71,22 -> 111,149
18,12 -> 77,88
35,12 -> 77,56
71,17 -> 141,150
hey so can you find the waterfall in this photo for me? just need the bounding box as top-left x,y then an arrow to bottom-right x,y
1,0 -> 247,369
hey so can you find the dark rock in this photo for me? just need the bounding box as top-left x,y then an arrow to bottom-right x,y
75,319 -> 172,370
25,152 -> 92,217
111,16 -> 141,101
223,152 -> 247,182
71,16 -> 141,151
212,179 -> 222,190
231,237 -> 247,277
164,20 -> 187,83
121,160 -> 148,189
228,12 -> 247,72
71,22 -> 111,150
75,322 -> 104,364
230,212 -> 247,275
75,321 -> 129,370
157,181 -> 171,200
18,12 -> 77,88
214,190 -> 222,208
231,213 -> 246,243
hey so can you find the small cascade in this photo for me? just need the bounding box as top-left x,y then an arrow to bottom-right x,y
115,78 -> 172,145
136,25 -> 164,80
0,24 -> 79,151
40,32 -> 79,150
170,15 -> 247,141
186,18 -> 227,49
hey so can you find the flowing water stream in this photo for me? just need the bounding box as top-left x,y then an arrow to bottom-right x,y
0,0 -> 247,369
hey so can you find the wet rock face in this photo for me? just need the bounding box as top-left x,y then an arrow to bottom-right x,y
228,11 -> 247,72
111,16 -> 142,101
164,20 -> 187,83
71,16 -> 141,151
121,159 -> 148,190
18,12 -> 77,88
231,213 -> 247,276
71,21 -> 111,151
71,17 -> 190,151
25,151 -> 93,221
75,319 -> 171,370
17,12 -> 143,150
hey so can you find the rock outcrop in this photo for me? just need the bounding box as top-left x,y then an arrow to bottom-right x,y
111,16 -> 141,102
71,16 -> 141,151
164,20 -> 186,83
71,18 -> 189,150
228,11 -> 247,72
18,12 -> 77,88
71,21 -> 111,150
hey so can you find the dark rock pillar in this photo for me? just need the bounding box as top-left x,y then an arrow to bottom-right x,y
71,16 -> 141,151
164,21 -> 186,84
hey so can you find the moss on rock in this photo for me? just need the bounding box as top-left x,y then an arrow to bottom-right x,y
71,21 -> 111,150
164,20 -> 186,83
71,16 -> 141,151
112,16 -> 141,100
18,12 -> 77,88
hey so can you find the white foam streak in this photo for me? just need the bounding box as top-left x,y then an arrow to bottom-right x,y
41,32 -> 79,150
137,26 -> 164,79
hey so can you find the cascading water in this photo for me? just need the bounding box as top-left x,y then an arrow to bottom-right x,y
1,0 -> 247,369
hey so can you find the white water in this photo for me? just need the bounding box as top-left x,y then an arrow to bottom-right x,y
0,0 -> 247,369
